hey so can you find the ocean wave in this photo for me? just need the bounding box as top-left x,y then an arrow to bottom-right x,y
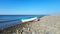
0,19 -> 21,23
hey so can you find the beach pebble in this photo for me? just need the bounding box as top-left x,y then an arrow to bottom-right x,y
1,15 -> 60,34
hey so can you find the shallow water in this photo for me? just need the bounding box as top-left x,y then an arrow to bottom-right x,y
0,15 -> 45,30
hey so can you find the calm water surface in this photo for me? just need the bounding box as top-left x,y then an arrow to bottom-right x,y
0,15 -> 45,30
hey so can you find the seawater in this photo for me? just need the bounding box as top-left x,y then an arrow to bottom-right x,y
0,15 -> 45,30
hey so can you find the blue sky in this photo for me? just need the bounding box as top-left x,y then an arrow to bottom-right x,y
0,0 -> 60,15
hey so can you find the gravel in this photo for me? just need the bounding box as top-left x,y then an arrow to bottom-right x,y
1,14 -> 60,34
21,14 -> 60,34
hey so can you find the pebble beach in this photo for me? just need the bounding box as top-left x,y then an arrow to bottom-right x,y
1,14 -> 60,34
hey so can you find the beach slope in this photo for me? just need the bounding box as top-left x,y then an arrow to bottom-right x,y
20,14 -> 60,34
1,15 -> 60,34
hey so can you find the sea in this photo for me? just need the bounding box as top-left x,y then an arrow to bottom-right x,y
0,15 -> 45,30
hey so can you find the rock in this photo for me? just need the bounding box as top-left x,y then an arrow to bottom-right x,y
1,14 -> 60,34
21,14 -> 60,34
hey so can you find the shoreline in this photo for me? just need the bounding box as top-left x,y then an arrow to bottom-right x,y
1,15 -> 60,34
0,16 -> 41,34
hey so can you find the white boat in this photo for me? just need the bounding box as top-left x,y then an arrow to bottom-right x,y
21,17 -> 38,23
